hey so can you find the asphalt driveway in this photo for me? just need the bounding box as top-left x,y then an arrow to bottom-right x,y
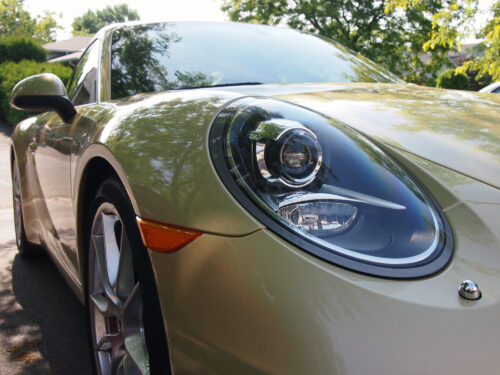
0,120 -> 91,374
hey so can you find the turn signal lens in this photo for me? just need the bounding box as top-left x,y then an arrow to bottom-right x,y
136,217 -> 202,253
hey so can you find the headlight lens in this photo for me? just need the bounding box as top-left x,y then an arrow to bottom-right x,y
210,98 -> 452,278
250,119 -> 322,187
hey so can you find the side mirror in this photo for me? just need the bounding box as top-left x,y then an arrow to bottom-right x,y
10,73 -> 76,122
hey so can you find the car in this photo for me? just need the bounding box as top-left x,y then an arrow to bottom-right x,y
9,21 -> 500,375
479,81 -> 500,94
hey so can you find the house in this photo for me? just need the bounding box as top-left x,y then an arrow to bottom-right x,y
420,42 -> 482,68
43,36 -> 93,65
447,43 -> 483,66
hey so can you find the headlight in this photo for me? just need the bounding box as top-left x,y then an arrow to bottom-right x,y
209,98 -> 452,278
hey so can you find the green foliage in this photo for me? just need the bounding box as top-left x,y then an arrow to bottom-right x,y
0,36 -> 47,64
33,10 -> 60,43
221,0 -> 457,85
0,0 -> 32,36
0,0 -> 60,43
388,0 -> 500,84
0,60 -> 72,125
386,0 -> 478,51
457,1 -> 500,82
72,4 -> 140,35
436,68 -> 470,90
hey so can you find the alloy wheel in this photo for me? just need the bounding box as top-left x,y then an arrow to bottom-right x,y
88,202 -> 150,375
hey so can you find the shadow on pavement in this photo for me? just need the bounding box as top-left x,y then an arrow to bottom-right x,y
4,248 -> 92,374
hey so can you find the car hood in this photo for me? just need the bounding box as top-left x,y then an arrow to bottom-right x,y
263,83 -> 500,188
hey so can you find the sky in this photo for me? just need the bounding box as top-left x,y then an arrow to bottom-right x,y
24,0 -> 227,40
24,0 -> 492,42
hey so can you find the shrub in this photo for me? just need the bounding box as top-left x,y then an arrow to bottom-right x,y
0,36 -> 47,65
0,60 -> 72,126
436,69 -> 471,90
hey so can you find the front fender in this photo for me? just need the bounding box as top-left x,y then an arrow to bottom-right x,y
78,90 -> 263,238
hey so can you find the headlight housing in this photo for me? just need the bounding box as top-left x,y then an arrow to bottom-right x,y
209,97 -> 452,278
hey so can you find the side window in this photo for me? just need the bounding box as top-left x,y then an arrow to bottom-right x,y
492,87 -> 500,94
66,41 -> 100,105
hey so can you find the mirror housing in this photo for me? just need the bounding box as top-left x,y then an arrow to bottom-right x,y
10,73 -> 76,122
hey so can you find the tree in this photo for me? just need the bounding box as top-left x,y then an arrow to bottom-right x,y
436,68 -> 470,90
458,1 -> 500,82
388,0 -> 499,83
33,10 -> 60,43
221,0 -> 457,84
0,0 -> 60,43
0,36 -> 46,64
72,4 -> 140,35
0,60 -> 72,125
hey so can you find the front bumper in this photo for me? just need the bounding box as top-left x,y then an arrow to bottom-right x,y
149,198 -> 500,375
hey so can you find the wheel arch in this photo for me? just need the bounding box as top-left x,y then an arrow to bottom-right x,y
75,144 -> 141,291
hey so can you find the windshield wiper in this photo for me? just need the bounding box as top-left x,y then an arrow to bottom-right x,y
208,82 -> 263,88
178,82 -> 263,90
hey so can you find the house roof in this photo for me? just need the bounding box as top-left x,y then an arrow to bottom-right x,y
43,36 -> 93,53
48,51 -> 83,64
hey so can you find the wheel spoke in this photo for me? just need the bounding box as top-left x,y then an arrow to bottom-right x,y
125,333 -> 150,375
116,229 -> 135,299
123,283 -> 143,331
116,354 -> 127,375
93,233 -> 112,290
90,293 -> 109,315
122,283 -> 149,374
93,232 -> 121,305
95,333 -> 115,352
102,213 -> 121,287
118,351 -> 145,375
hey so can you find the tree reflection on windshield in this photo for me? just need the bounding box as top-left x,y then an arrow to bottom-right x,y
110,22 -> 400,100
111,24 -> 214,98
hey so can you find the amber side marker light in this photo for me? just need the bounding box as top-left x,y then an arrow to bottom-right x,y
136,217 -> 203,253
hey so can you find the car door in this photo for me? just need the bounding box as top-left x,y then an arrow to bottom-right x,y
33,40 -> 100,278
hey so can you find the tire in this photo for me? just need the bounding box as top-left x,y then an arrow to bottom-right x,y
85,178 -> 171,375
12,159 -> 41,255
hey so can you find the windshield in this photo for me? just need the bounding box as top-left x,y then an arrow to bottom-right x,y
110,22 -> 401,99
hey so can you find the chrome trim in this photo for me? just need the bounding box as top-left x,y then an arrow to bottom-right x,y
308,202 -> 441,265
250,118 -> 308,141
459,280 -> 482,300
250,118 -> 322,187
319,184 -> 407,210
255,142 -> 271,179
278,192 -> 406,211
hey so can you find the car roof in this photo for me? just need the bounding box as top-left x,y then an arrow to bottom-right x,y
479,81 -> 500,93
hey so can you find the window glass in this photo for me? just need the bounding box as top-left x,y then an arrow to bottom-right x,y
66,40 -> 99,105
110,22 -> 401,99
492,87 -> 500,94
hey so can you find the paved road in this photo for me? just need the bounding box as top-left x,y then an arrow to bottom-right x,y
0,121 -> 92,374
